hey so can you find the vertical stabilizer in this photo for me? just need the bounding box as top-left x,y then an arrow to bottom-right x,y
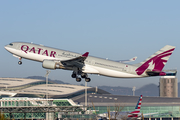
128,95 -> 142,118
135,45 -> 175,75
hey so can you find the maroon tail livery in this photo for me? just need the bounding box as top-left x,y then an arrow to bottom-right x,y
135,45 -> 175,76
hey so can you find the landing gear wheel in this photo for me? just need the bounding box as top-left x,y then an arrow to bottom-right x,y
81,73 -> 87,78
71,73 -> 77,78
85,78 -> 91,82
18,61 -> 22,65
76,77 -> 81,82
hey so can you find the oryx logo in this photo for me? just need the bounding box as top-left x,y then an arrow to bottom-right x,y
136,48 -> 175,75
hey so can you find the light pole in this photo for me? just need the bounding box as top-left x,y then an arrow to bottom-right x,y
132,86 -> 136,96
45,70 -> 50,120
85,81 -> 87,111
45,70 -> 51,100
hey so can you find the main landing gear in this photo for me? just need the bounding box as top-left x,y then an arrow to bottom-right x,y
71,72 -> 91,82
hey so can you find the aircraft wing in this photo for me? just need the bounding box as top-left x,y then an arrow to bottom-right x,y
61,52 -> 89,68
143,112 -> 158,116
117,56 -> 137,63
138,112 -> 159,119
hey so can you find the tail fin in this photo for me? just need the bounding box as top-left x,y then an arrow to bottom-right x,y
136,45 -> 175,75
128,95 -> 142,118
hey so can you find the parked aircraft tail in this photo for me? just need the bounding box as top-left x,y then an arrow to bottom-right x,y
128,95 -> 142,118
135,45 -> 175,76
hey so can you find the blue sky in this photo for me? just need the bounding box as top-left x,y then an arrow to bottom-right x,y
0,1 -> 180,88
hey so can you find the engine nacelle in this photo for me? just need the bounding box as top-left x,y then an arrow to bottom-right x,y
42,60 -> 64,69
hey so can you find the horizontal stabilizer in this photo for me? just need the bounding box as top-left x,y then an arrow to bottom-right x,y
146,70 -> 177,76
117,56 -> 137,63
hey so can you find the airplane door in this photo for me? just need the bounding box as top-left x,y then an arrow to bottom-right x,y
89,60 -> 95,65
125,65 -> 133,73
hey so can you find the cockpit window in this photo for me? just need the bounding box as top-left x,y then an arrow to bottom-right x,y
9,43 -> 13,46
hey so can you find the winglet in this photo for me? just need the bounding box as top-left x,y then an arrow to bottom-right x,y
82,52 -> 89,57
130,56 -> 137,62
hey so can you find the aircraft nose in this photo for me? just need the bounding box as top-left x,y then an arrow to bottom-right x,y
4,45 -> 8,50
4,45 -> 10,51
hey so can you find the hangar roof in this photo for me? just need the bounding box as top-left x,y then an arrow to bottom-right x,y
17,84 -> 91,95
0,78 -> 109,99
0,78 -> 43,88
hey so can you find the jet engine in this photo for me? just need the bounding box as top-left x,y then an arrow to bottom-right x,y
42,60 -> 64,69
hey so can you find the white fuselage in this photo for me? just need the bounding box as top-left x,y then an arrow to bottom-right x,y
5,42 -> 147,78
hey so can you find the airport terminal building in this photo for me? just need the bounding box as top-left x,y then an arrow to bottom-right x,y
0,77 -> 180,120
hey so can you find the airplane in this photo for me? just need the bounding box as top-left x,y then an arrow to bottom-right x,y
98,95 -> 143,120
4,42 -> 176,82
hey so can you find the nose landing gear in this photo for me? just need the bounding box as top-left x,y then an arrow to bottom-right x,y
18,57 -> 22,65
18,61 -> 22,65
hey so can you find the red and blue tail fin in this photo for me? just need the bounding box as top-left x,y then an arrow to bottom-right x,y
128,95 -> 142,118
135,45 -> 175,75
